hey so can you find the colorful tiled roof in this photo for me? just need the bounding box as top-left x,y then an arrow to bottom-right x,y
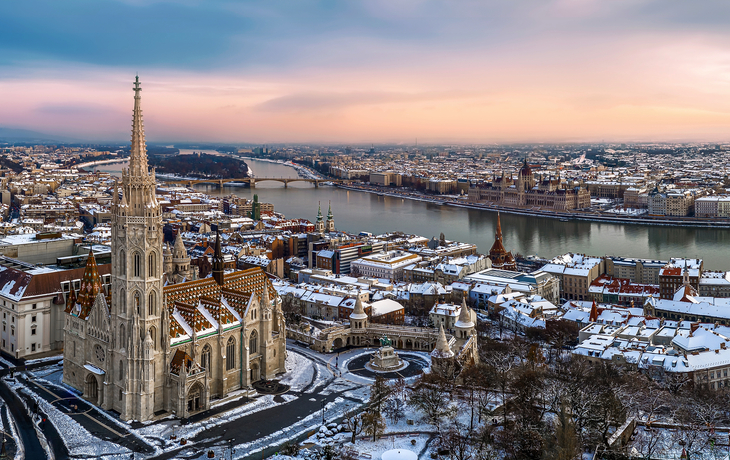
66,251 -> 104,319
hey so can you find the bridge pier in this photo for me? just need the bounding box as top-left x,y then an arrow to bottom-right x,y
284,181 -> 288,188
218,180 -> 224,188
249,178 -> 255,188
314,181 -> 319,188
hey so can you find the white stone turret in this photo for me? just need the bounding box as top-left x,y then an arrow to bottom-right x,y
431,324 -> 453,358
349,295 -> 368,330
454,295 -> 475,343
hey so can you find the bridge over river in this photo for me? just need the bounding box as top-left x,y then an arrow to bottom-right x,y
164,177 -> 354,188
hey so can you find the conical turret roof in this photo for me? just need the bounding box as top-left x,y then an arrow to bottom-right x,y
173,231 -> 187,258
432,323 -> 454,358
350,295 -> 368,320
455,296 -> 474,329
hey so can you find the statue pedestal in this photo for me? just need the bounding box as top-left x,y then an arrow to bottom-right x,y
367,346 -> 406,372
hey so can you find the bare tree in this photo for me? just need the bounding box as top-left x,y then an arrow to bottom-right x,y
383,397 -> 405,424
629,426 -> 667,460
343,409 -> 364,444
437,423 -> 474,460
482,344 -> 516,425
543,403 -> 580,460
362,411 -> 386,441
369,375 -> 392,414
408,379 -> 454,429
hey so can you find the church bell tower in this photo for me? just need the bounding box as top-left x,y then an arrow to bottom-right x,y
108,76 -> 165,421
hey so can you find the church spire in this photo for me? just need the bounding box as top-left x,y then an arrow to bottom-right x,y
129,76 -> 149,177
495,211 -> 503,242
489,211 -> 516,271
316,202 -> 323,222
325,200 -> 335,232
212,227 -> 224,286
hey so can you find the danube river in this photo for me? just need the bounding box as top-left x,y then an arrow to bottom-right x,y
94,158 -> 730,270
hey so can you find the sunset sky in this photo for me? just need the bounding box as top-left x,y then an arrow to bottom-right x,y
2,0 -> 730,144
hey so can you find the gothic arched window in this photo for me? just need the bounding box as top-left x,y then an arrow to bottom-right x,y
119,324 -> 126,348
119,250 -> 126,275
149,326 -> 156,350
149,252 -> 156,277
134,252 -> 141,277
201,344 -> 211,374
226,337 -> 235,371
118,360 -> 123,380
249,330 -> 258,354
148,292 -> 156,316
134,292 -> 141,315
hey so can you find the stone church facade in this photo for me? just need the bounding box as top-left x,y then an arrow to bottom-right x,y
63,77 -> 286,421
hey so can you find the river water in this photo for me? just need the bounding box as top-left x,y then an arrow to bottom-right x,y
93,158 -> 730,270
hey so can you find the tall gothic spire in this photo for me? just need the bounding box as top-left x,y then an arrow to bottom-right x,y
495,211 -> 503,242
327,201 -> 333,220
212,227 -> 224,286
129,76 -> 149,177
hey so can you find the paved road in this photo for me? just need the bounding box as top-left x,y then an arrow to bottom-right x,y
0,378 -> 47,459
12,380 -> 69,459
149,389 -> 362,460
0,359 -> 63,377
20,374 -> 155,456
149,349 -> 367,460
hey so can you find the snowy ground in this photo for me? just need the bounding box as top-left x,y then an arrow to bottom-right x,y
13,343 -> 447,460
5,377 -> 133,459
627,425 -> 728,460
280,350 -> 317,392
24,355 -> 63,365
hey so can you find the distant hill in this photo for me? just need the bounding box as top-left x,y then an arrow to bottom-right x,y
149,153 -> 248,179
0,127 -> 80,144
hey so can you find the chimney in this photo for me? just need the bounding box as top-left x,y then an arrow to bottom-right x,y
690,322 -> 699,336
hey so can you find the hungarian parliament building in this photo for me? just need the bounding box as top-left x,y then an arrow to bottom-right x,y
467,160 -> 591,211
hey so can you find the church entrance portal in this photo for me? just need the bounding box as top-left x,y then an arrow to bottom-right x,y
250,363 -> 260,382
85,374 -> 99,403
187,383 -> 203,414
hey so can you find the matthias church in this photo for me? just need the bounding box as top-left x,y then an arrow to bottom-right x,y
63,77 -> 286,421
